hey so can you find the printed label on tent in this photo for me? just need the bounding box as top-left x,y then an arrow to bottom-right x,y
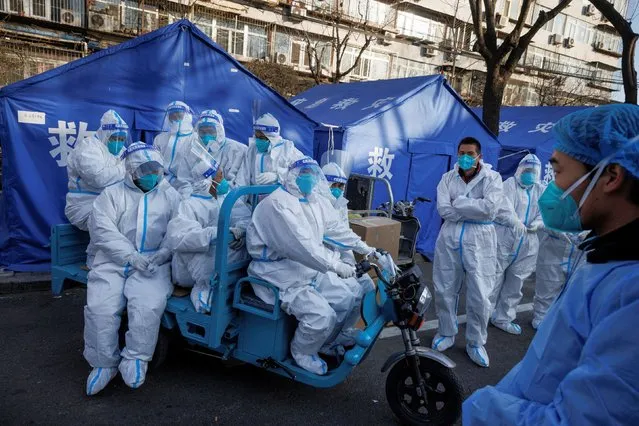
228,108 -> 240,113
18,111 -> 46,125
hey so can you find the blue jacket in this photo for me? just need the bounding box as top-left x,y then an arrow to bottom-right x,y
463,219 -> 639,425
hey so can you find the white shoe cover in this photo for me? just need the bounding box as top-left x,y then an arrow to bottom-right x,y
119,358 -> 148,389
86,367 -> 118,396
292,353 -> 328,375
190,288 -> 211,314
466,344 -> 490,368
492,320 -> 522,335
431,333 -> 455,352
532,318 -> 542,330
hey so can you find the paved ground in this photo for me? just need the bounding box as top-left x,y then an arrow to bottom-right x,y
0,265 -> 536,425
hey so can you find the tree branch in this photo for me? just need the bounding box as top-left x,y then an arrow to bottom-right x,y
483,0 -> 498,52
503,0 -> 572,70
469,0 -> 492,59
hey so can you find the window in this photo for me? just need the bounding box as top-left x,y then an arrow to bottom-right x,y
565,17 -> 577,38
391,57 -> 432,78
508,0 -> 520,19
396,12 -> 444,42
247,24 -> 267,59
340,47 -> 389,80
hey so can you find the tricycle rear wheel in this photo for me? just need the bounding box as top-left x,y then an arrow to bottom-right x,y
385,356 -> 463,426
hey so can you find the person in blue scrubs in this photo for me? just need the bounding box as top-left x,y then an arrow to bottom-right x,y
463,104 -> 639,425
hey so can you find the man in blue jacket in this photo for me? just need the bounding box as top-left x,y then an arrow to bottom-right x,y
463,104 -> 639,425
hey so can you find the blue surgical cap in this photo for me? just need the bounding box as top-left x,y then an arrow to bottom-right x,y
553,104 -> 639,178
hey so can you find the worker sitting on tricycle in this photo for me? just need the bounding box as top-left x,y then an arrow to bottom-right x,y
246,157 -> 387,374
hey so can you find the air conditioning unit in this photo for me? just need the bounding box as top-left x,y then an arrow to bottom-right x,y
420,46 -> 436,57
551,33 -> 563,45
89,12 -> 117,32
564,37 -> 575,48
60,8 -> 82,26
495,13 -> 507,28
594,40 -> 605,49
276,53 -> 289,64
288,6 -> 307,17
583,4 -> 595,16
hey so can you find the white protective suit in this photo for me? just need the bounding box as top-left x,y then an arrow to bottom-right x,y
491,154 -> 544,333
65,110 -> 127,231
166,166 -> 251,313
84,142 -> 180,394
432,161 -> 503,360
321,163 -> 376,297
246,157 -> 372,375
532,229 -> 585,329
153,101 -> 195,197
196,110 -> 248,185
235,113 -> 303,188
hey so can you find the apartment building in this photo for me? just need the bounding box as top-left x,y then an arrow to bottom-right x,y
0,0 -> 627,105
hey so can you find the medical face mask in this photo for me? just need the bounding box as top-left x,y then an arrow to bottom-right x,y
296,174 -> 317,195
538,182 -> 583,232
107,140 -> 124,155
519,171 -> 537,187
331,187 -> 344,199
200,134 -> 217,146
457,154 -> 477,171
136,174 -> 160,192
215,178 -> 229,196
255,138 -> 270,153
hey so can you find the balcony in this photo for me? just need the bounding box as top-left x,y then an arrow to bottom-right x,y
0,0 -> 85,28
592,40 -> 622,58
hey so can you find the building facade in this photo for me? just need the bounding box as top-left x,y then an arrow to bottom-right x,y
0,0 -> 627,105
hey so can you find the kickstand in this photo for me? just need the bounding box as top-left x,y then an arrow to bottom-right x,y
257,357 -> 297,380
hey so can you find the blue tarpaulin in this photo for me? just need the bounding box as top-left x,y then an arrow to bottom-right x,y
292,76 -> 501,260
472,106 -> 587,179
0,19 -> 317,271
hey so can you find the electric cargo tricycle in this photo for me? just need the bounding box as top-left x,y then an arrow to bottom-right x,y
157,185 -> 463,425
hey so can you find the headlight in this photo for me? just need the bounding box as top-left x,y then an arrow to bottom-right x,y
415,285 -> 432,316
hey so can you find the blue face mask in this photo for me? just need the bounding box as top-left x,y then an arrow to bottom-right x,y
215,178 -> 229,196
255,138 -> 270,153
538,181 -> 582,232
107,140 -> 124,155
136,174 -> 160,192
201,134 -> 216,146
331,187 -> 344,199
457,154 -> 477,171
296,174 -> 317,195
519,171 -> 537,187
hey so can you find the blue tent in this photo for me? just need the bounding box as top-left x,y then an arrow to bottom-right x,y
292,75 -> 501,260
0,19 -> 317,272
472,106 -> 587,179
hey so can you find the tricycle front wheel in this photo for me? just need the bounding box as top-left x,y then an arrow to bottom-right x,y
385,356 -> 463,426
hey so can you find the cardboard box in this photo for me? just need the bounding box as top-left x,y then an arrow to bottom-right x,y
349,216 -> 401,261
349,216 -> 401,329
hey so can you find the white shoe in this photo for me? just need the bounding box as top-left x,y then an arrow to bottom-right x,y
466,344 -> 490,368
118,358 -> 148,389
491,320 -> 522,335
190,288 -> 211,314
431,333 -> 455,352
292,353 -> 328,375
532,318 -> 542,330
86,367 -> 118,396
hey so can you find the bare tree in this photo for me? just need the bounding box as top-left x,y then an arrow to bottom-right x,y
588,0 -> 637,104
244,59 -> 315,97
297,0 -> 396,83
531,73 -> 607,106
468,0 -> 573,134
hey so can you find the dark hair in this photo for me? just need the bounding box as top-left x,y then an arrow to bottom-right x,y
627,176 -> 639,206
458,137 -> 482,154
